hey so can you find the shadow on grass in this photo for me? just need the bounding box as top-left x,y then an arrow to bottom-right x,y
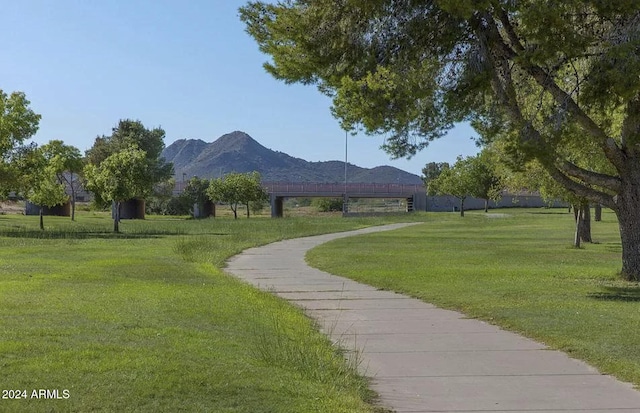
0,230 -> 171,239
588,286 -> 640,302
0,230 -> 234,240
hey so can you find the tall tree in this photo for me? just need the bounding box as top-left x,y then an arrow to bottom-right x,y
184,176 -> 211,217
421,162 -> 450,187
28,162 -> 68,231
85,119 -> 173,207
503,159 -> 592,247
41,140 -> 83,221
241,2 -> 640,280
84,147 -> 152,232
0,90 -> 41,196
428,156 -> 476,217
468,151 -> 502,212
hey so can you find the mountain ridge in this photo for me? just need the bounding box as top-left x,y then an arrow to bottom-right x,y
162,131 -> 423,184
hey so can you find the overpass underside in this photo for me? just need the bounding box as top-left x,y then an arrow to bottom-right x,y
269,192 -> 427,218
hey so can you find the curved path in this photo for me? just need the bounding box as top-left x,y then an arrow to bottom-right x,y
226,223 -> 640,412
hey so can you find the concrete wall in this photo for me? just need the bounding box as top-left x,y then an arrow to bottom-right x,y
112,199 -> 146,219
427,194 -> 566,212
25,201 -> 71,216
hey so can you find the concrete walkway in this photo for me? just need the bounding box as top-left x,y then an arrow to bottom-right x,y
225,223 -> 640,413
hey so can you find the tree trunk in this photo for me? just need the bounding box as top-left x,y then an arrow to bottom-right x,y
460,198 -> 465,217
70,172 -> 76,221
579,204 -> 592,243
595,204 -> 602,222
246,203 -> 250,218
231,203 -> 238,219
114,201 -> 120,233
573,204 -> 581,248
615,187 -> 640,281
573,202 -> 592,247
484,198 -> 489,213
39,207 -> 44,231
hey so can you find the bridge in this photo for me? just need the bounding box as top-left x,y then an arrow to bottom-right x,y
263,182 -> 427,217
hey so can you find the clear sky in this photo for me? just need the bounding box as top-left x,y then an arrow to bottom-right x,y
2,0 -> 480,177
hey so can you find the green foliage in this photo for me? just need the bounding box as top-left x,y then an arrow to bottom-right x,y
240,0 -> 640,277
307,209 -> 640,387
183,176 -> 210,205
27,167 -> 68,209
313,197 -> 344,212
428,153 -> 502,215
0,212 -> 422,412
27,162 -> 69,230
421,162 -> 450,187
207,172 -> 268,219
0,90 -> 41,197
41,140 -> 83,220
85,119 -> 174,207
146,178 -> 176,215
467,151 -> 502,204
428,156 -> 475,199
165,193 -> 194,216
84,147 -> 152,204
84,147 -> 152,231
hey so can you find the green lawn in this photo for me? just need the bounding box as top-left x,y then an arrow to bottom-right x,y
306,208 -> 640,387
0,212 -> 425,413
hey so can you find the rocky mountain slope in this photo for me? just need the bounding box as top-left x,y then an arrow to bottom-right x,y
162,131 -> 423,184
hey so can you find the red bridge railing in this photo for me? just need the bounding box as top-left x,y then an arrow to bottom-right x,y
173,181 -> 426,195
262,182 -> 426,195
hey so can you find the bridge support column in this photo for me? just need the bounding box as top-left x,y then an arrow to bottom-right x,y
271,194 -> 284,218
342,194 -> 349,215
410,192 -> 427,212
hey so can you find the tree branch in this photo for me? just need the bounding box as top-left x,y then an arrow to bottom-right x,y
621,95 -> 640,156
557,160 -> 622,192
477,15 -> 617,209
495,7 -> 525,53
486,11 -> 627,171
547,167 -> 615,209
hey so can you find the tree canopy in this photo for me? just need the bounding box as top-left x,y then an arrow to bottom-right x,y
85,119 -> 173,207
207,172 -> 268,219
428,156 -> 476,216
84,147 -> 152,232
241,1 -> 640,280
41,140 -> 83,220
0,90 -> 41,197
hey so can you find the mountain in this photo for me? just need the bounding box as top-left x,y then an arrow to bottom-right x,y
161,131 -> 423,184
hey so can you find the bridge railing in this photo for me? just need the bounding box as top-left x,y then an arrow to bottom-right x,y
262,182 -> 426,195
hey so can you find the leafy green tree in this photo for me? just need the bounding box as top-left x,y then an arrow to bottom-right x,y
147,178 -> 176,215
421,162 -> 450,187
165,193 -> 193,216
28,162 -> 68,230
241,2 -> 640,279
428,157 -> 476,217
0,90 -> 41,196
85,119 -> 173,207
84,147 -> 152,232
468,152 -> 503,213
41,140 -> 83,221
206,172 -> 268,219
184,176 -> 210,218
504,159 -> 592,247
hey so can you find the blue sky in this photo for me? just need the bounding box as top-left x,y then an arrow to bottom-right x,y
2,0 -> 479,177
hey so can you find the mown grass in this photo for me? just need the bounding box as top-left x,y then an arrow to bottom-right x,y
0,212 -> 426,413
306,208 -> 640,387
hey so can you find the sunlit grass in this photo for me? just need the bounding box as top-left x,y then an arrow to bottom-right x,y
0,211 -> 423,412
306,208 -> 640,387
